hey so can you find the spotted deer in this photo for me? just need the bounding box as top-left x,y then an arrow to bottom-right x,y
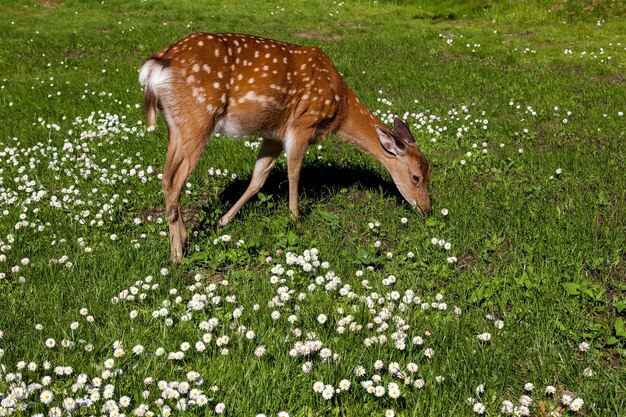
139,33 -> 431,263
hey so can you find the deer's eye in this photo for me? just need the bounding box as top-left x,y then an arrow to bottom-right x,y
412,175 -> 422,185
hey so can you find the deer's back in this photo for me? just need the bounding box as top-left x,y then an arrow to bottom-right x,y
148,33 -> 348,142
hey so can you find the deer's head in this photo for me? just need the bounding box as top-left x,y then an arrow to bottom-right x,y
376,118 -> 431,216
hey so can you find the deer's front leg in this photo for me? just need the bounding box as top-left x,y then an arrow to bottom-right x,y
285,132 -> 311,220
219,139 -> 283,227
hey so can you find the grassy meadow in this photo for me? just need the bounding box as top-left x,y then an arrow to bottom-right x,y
0,0 -> 625,415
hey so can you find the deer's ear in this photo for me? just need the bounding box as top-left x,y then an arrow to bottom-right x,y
393,117 -> 416,143
376,126 -> 406,157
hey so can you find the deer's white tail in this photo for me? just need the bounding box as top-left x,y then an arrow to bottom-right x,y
138,58 -> 171,129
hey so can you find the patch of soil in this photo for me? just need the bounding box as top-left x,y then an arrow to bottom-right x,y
182,268 -> 225,284
601,347 -> 625,370
551,65 -> 586,74
135,205 -> 204,229
63,49 -> 87,59
293,31 -> 344,41
457,252 -> 476,272
596,75 -> 626,85
33,0 -> 63,8
411,13 -> 457,21
504,31 -> 537,37
610,251 -> 626,284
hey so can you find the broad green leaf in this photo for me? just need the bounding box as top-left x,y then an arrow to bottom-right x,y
615,317 -> 626,338
562,282 -> 580,296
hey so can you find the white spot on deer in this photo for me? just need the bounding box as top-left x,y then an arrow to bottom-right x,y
220,94 -> 227,103
214,49 -> 220,57
213,82 -> 220,89
192,63 -> 200,73
217,71 -> 223,79
238,92 -> 251,103
186,75 -> 196,84
202,64 -> 211,73
198,41 -> 204,47
254,51 -> 260,58
248,77 -> 255,84
192,87 -> 206,104
206,104 -> 215,113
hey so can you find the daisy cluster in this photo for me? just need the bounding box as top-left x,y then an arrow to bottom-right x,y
563,42 -> 625,64
0,114 -> 148,283
374,95 -> 489,142
1,113 -> 154,227
0,110 -> 244,286
439,28 -> 624,69
468,383 -> 586,416
0,351 -> 225,416
0,234 -> 590,417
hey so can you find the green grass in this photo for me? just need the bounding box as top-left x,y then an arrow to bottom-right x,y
0,0 -> 625,416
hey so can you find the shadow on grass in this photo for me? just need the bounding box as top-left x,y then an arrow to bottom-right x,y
193,162 -> 406,229
224,162 -> 402,206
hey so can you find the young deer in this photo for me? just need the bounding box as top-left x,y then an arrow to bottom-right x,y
139,33 -> 431,263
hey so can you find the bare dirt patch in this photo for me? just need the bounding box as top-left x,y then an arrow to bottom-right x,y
33,0 -> 64,8
135,205 -> 204,229
597,75 -> 626,85
504,31 -> 537,37
63,49 -> 87,59
182,268 -> 225,284
457,252 -> 476,272
293,31 -> 344,41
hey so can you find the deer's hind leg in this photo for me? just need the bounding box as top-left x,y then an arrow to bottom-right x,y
284,127 -> 315,220
161,110 -> 214,263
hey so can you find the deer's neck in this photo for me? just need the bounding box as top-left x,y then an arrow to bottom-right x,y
337,89 -> 392,169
